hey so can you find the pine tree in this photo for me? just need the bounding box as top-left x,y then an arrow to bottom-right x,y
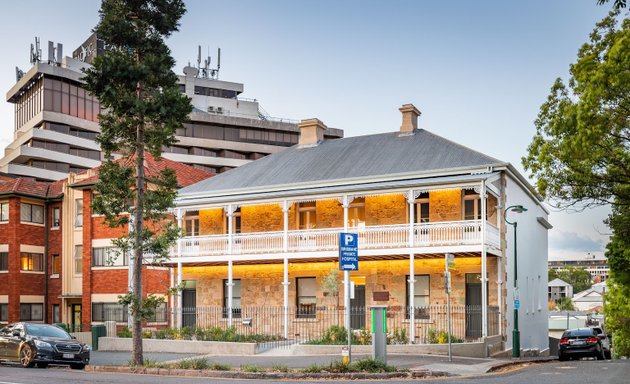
82,0 -> 191,365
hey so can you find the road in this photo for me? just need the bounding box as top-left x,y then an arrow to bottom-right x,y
0,359 -> 628,383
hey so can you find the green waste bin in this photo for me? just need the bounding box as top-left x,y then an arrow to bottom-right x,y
91,325 -> 106,351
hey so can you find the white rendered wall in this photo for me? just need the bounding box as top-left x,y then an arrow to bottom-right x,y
504,174 -> 550,353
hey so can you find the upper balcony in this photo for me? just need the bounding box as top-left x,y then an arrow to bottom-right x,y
171,188 -> 502,264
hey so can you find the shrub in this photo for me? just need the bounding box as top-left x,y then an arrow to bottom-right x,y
118,326 -> 132,338
210,363 -> 231,371
240,364 -> 261,372
427,328 -> 463,344
175,358 -> 210,370
271,364 -> 289,372
352,358 -> 397,373
307,325 -> 372,345
388,328 -> 409,345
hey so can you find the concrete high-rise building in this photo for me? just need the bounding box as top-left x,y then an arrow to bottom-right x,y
2,34 -> 343,180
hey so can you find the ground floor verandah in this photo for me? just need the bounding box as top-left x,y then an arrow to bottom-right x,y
168,254 -> 504,345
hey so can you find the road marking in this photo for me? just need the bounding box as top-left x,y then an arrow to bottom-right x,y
557,366 -> 577,369
0,381 -> 26,384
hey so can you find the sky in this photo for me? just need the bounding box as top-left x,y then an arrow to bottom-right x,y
0,0 -> 615,260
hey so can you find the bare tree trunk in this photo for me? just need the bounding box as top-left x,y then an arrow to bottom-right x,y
131,67 -> 145,366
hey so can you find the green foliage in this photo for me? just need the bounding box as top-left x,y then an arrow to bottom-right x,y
555,267 -> 593,293
523,11 -> 630,357
240,364 -> 261,373
301,358 -> 399,373
175,358 -> 210,370
388,328 -> 409,345
118,327 -> 132,338
306,325 -> 371,345
271,364 -> 289,372
148,326 -> 281,343
522,12 -> 629,211
548,269 -> 559,282
321,269 -> 340,297
597,0 -> 627,10
605,280 -> 630,357
81,0 -> 192,366
556,297 -> 576,311
427,328 -> 463,344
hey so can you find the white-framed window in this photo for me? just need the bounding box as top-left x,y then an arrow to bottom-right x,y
406,274 -> 430,319
20,303 -> 43,321
0,202 -> 9,222
414,192 -> 430,223
74,245 -> 83,275
51,207 -> 60,227
21,203 -> 44,224
296,277 -> 317,319
297,202 -> 316,230
52,304 -> 60,323
223,279 -> 241,318
20,253 -> 44,271
347,198 -> 365,228
75,199 -> 83,227
184,211 -> 199,236
0,252 -> 7,271
225,207 -> 241,234
52,254 -> 61,274
0,303 -> 8,322
463,190 -> 481,220
92,303 -> 128,322
92,247 -> 126,266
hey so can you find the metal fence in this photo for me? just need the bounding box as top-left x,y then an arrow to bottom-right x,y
168,305 -> 499,347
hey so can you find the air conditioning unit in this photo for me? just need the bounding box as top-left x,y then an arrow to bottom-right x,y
207,106 -> 215,112
216,107 -> 223,115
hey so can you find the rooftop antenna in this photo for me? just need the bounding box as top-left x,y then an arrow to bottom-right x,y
15,67 -> 25,82
209,47 -> 221,80
196,45 -> 202,77
30,37 -> 41,64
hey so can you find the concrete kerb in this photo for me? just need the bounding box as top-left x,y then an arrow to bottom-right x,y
86,365 -> 452,380
485,356 -> 557,373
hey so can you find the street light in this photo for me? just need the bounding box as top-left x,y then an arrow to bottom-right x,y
504,204 -> 527,358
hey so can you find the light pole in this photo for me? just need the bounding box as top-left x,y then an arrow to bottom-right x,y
504,204 -> 527,358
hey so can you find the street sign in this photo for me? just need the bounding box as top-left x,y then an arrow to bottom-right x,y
339,232 -> 358,271
445,253 -> 456,270
514,299 -> 520,309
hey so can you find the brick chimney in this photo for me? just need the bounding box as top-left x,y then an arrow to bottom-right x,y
399,103 -> 421,134
298,118 -> 327,147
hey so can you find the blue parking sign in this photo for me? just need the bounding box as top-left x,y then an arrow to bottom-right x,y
339,232 -> 358,271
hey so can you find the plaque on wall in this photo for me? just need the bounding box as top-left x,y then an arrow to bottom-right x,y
373,291 -> 390,301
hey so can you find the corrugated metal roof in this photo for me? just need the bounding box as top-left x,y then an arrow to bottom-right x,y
179,129 -> 503,197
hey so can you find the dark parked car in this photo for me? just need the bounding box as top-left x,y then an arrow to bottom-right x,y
0,322 -> 90,369
559,328 -> 605,361
591,326 -> 612,359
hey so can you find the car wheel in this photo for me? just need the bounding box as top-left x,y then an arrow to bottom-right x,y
36,363 -> 49,368
605,350 -> 612,360
70,363 -> 85,370
596,347 -> 605,360
558,352 -> 567,361
19,345 -> 35,368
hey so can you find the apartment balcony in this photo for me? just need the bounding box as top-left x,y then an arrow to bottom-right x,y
174,220 -> 501,263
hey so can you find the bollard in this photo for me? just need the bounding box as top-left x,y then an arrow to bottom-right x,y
371,305 -> 387,364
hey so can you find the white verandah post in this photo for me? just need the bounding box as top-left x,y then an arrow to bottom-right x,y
407,190 -> 416,343
342,195 -> 351,331
177,262 -> 182,329
175,209 -> 184,329
480,181 -> 488,338
282,200 -> 290,339
226,204 -> 235,328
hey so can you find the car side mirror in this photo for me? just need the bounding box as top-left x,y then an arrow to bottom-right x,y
71,335 -> 76,339
12,330 -> 20,337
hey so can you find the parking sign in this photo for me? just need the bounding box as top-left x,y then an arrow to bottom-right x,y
339,232 -> 358,271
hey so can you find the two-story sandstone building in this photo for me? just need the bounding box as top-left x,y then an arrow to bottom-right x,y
169,104 -> 551,355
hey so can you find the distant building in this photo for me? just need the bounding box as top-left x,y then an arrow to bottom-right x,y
3,34 -> 343,181
548,278 -> 573,300
548,253 -> 609,282
572,282 -> 607,312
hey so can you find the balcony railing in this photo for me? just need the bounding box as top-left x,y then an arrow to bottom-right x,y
178,220 -> 499,258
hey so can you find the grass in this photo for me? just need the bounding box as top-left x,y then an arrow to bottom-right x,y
128,358 -> 230,371
301,358 -> 399,373
271,363 -> 289,372
240,364 -> 262,372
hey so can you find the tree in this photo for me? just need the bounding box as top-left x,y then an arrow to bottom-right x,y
597,0 -> 627,10
523,11 -> 629,357
82,0 -> 191,366
548,268 -> 559,282
556,267 -> 593,294
556,297 -> 576,311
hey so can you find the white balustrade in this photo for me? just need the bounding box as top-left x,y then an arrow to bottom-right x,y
174,220 -> 490,259
485,223 -> 500,248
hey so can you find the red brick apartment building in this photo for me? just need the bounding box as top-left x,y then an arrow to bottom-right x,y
0,155 -> 212,330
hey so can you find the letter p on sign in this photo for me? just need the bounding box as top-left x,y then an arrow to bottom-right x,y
344,234 -> 354,245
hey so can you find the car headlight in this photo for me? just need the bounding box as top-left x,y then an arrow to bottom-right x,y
83,344 -> 91,352
34,340 -> 53,350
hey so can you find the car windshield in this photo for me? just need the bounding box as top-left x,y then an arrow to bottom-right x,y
26,324 -> 71,339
